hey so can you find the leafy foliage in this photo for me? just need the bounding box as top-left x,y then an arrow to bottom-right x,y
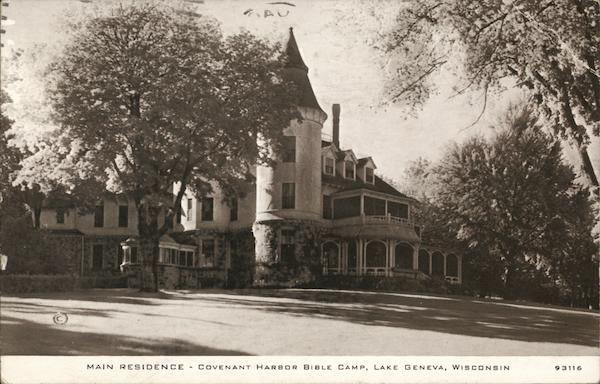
15,2 -> 300,291
381,0 -> 600,188
0,90 -> 20,203
418,105 -> 598,305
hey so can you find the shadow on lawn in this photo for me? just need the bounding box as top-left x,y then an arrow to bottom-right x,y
2,288 -> 597,352
5,288 -> 173,306
0,314 -> 251,355
193,289 -> 599,348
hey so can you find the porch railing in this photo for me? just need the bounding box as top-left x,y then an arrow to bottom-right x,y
363,214 -> 411,226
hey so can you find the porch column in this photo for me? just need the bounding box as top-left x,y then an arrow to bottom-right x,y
338,241 -> 342,274
341,242 -> 346,275
360,194 -> 364,215
443,253 -> 447,277
412,243 -> 419,270
428,251 -> 432,275
390,240 -> 395,276
385,240 -> 391,277
355,240 -> 360,275
358,239 -> 363,276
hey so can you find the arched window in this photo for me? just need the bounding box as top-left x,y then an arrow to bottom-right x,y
366,241 -> 386,268
432,251 -> 444,277
322,241 -> 339,272
418,249 -> 430,274
446,254 -> 458,277
394,243 -> 413,269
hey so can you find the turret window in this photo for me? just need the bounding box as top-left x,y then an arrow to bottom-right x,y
282,136 -> 296,163
281,229 -> 296,264
344,160 -> 355,180
282,183 -> 295,209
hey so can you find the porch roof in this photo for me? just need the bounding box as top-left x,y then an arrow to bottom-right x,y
329,224 -> 420,242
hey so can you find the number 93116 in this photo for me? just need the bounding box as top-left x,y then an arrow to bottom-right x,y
555,365 -> 582,371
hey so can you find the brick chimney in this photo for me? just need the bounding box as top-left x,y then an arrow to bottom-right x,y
332,104 -> 340,147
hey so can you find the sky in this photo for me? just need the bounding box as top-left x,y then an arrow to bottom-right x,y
1,0 -> 596,184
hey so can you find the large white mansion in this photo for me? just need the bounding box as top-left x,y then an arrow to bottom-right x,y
38,29 -> 462,289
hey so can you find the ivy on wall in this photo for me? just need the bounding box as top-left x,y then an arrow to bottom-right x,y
253,220 -> 325,287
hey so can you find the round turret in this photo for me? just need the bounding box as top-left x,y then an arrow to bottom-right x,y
255,28 -> 327,223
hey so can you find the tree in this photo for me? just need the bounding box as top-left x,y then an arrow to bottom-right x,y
0,90 -> 19,201
380,0 -> 600,192
0,89 -> 27,229
398,157 -> 458,249
15,3 -> 299,291
432,105 -> 596,300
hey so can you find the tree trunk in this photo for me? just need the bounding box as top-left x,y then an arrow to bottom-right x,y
503,262 -> 515,300
578,147 -> 599,196
136,204 -> 161,292
138,235 -> 159,292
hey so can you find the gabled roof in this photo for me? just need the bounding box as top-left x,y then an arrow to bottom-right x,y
322,173 -> 409,198
357,157 -> 376,169
336,149 -> 357,162
321,144 -> 337,157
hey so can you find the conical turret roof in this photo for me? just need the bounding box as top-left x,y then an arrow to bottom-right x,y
285,27 -> 309,71
283,28 -> 325,114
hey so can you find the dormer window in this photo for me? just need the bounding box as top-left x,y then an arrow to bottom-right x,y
324,157 -> 335,175
365,167 -> 374,184
344,160 -> 355,180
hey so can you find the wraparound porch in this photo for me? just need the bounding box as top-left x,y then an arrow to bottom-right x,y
321,239 -> 462,284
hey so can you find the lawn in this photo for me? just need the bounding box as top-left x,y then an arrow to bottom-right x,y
1,288 -> 598,355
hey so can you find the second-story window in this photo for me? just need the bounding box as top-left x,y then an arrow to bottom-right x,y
56,209 -> 65,224
94,204 -> 104,228
282,136 -> 296,163
344,160 -> 355,180
118,205 -> 128,227
186,198 -> 193,222
201,197 -> 214,221
282,183 -> 295,209
365,167 -> 374,184
324,157 -> 335,175
230,198 -> 238,221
